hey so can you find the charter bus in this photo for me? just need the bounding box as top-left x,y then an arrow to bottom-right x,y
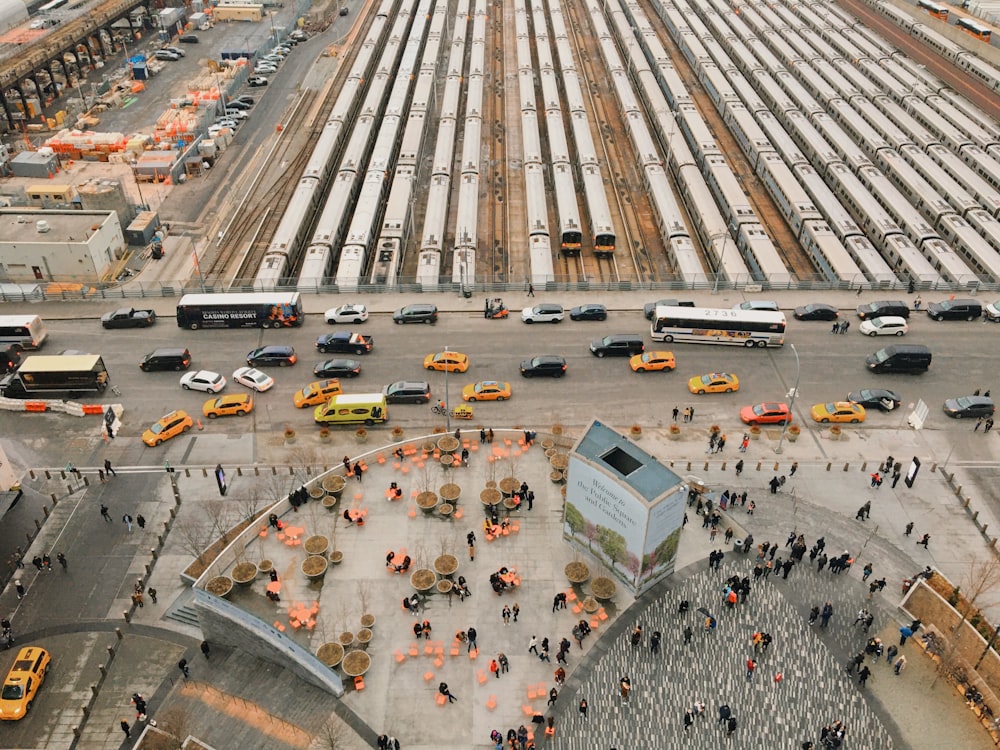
650,306 -> 786,348
175,292 -> 304,329
917,0 -> 949,20
0,314 -> 48,350
957,16 -> 992,41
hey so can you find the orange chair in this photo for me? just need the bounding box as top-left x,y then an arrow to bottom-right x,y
469,647 -> 479,659
522,704 -> 535,716
486,694 -> 497,710
566,590 -> 577,601
510,521 -> 520,533
572,604 -> 583,614
424,643 -> 434,656
423,671 -> 435,682
394,649 -> 406,663
354,675 -> 365,691
590,618 -> 600,630
435,693 -> 447,706
454,507 -> 464,520
477,669 -> 488,684
434,657 -> 444,668
527,686 -> 538,700
598,609 -> 609,622
450,643 -> 461,657
409,643 -> 420,657
377,453 -> 386,464
545,726 -> 555,738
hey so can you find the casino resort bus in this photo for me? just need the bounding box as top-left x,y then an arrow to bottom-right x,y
650,306 -> 786,348
176,292 -> 304,329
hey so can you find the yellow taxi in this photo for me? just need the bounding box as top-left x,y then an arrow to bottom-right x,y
462,380 -> 512,402
203,393 -> 254,419
293,379 -> 343,408
142,410 -> 194,446
629,351 -> 676,372
423,351 -> 470,373
0,646 -> 51,720
688,372 -> 740,394
811,402 -> 866,423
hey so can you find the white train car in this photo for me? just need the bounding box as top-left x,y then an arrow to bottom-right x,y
936,214 -> 1000,282
644,163 -> 706,283
723,101 -> 774,171
936,89 -> 1000,144
452,172 -> 479,285
924,95 -> 1000,153
773,69 -> 825,117
829,58 -> 882,100
755,151 -> 823,239
702,153 -> 756,229
752,71 -> 798,117
824,99 -> 889,161
371,169 -> 413,285
959,145 -> 1000,194
801,220 -> 867,286
811,112 -> 873,171
849,96 -> 914,152
738,224 -> 790,283
781,109 -> 842,178
899,144 -> 981,218
873,148 -> 954,228
415,174 -> 451,287
966,210 -> 1000,254
926,144 -> 1000,218
954,53 -> 1000,95
755,110 -> 808,169
870,95 -> 940,151
336,170 -> 390,289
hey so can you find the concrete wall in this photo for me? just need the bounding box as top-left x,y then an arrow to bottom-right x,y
0,210 -> 123,281
192,588 -> 344,696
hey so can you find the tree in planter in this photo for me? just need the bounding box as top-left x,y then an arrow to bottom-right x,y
932,557 -> 1000,687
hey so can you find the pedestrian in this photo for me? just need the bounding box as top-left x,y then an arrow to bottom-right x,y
747,500 -> 756,515
489,658 -> 500,679
201,641 -> 210,659
502,605 -> 511,626
831,322 -> 839,334
899,626 -> 913,645
178,658 -> 189,678
132,692 -> 147,720
579,698 -> 588,718
904,521 -> 914,536
894,655 -> 907,674
98,468 -> 106,483
467,626 -> 478,652
986,417 -> 994,433
137,514 -> 146,530
487,428 -> 494,444
547,687 -> 558,706
619,675 -> 631,702
740,435 -> 749,452
479,428 -> 486,444
67,463 -> 81,479
863,563 -> 873,581
123,513 -> 133,533
527,282 -> 535,297
630,625 -> 642,648
467,531 -> 476,561
918,533 -> 930,549
31,556 -> 42,571
528,635 -> 538,655
13,548 -> 23,569
56,552 -> 67,570
808,605 -> 820,625
353,461 -> 363,482
650,630 -> 661,654
735,459 -> 744,476
684,709 -> 694,732
975,416 -> 985,431
727,715 -> 738,737
539,638 -> 551,662
512,603 -> 520,622
718,704 -> 732,725
105,458 -> 116,477
886,644 -> 898,663
41,553 -> 51,571
858,665 -> 872,687
683,625 -> 693,644
15,579 -> 25,599
121,719 -> 131,738
820,601 -> 834,628
892,469 -> 902,488
672,406 -> 679,422
789,461 -> 798,476
746,658 -> 757,680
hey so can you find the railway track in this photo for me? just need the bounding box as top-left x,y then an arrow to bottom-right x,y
484,5 -> 512,284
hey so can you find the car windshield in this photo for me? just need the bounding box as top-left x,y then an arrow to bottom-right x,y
149,422 -> 165,435
956,397 -> 973,408
939,300 -> 955,310
873,319 -> 889,328
752,405 -> 767,416
207,374 -> 222,384
824,404 -> 837,412
1,684 -> 23,699
699,374 -> 712,383
873,349 -> 889,363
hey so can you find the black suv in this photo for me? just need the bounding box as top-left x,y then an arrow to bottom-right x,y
383,381 -> 431,404
520,355 -> 567,378
393,304 -> 438,324
246,345 -> 297,367
589,335 -> 645,358
926,298 -> 982,321
140,348 -> 192,372
856,300 -> 910,320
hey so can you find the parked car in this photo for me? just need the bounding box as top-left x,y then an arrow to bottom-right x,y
859,316 -> 909,337
520,355 -> 567,378
521,303 -> 564,324
926,298 -> 982,321
847,389 -> 902,412
383,381 -> 432,404
179,370 -> 226,393
570,303 -> 607,321
313,358 -> 361,378
232,367 -> 274,392
142,410 -> 193,446
0,646 -> 51,720
101,307 -> 156,329
733,300 -> 779,312
154,50 -> 180,61
629,351 -> 676,373
203,393 -> 253,418
643,298 -> 694,320
811,402 -> 866,423
856,300 -> 910,320
984,299 -> 1000,322
943,396 -> 995,419
232,94 -> 255,106
324,304 -> 369,324
246,345 -> 296,367
462,381 -> 511,401
178,34 -> 199,43
164,46 -> 186,57
224,100 -> 252,111
793,303 -> 839,321
393,304 -> 438,324
739,402 -> 791,426
248,76 -> 269,87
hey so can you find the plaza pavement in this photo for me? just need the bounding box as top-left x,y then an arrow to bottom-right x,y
1,289 -> 999,749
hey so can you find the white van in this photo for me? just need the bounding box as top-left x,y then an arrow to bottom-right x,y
859,316 -> 909,337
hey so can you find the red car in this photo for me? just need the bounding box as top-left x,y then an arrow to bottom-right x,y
740,402 -> 792,426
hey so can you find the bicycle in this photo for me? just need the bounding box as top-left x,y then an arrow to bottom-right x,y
110,385 -> 122,397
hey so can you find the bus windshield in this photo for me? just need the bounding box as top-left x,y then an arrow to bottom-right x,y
0,315 -> 48,349
650,307 -> 786,348
176,293 -> 304,330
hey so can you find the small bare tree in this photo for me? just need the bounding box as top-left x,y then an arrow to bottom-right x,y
174,517 -> 216,559
315,717 -> 355,750
356,582 -> 370,617
933,557 -> 1000,686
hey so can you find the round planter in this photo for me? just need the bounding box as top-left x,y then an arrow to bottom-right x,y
422,441 -> 437,454
231,562 -> 258,586
499,476 -> 520,498
591,576 -> 617,601
319,430 -> 331,443
360,613 -> 375,629
565,562 -> 590,584
749,427 -> 762,441
391,427 -> 405,440
439,503 -> 454,517
485,480 -> 497,489
550,470 -> 565,484
357,628 -> 373,649
551,423 -> 564,436
355,430 -> 369,444
545,448 -> 558,459
411,568 -> 437,592
668,426 -> 681,441
302,555 -> 329,580
416,491 -> 439,512
440,454 -> 456,468
322,495 -> 339,512
258,559 -> 273,574
323,474 -> 347,498
308,485 -> 325,501
630,427 -> 642,439
787,428 -> 801,443
437,436 -> 460,454
329,550 -> 344,565
206,575 -> 234,598
284,430 -> 297,445
829,427 -> 842,441
541,438 -> 555,451
434,554 -> 459,578
550,453 -> 569,471
339,631 -> 356,648
436,579 -> 454,595
304,535 -> 329,556
342,649 -> 371,677
581,596 -> 600,614
317,642 -> 344,668
480,488 -> 502,508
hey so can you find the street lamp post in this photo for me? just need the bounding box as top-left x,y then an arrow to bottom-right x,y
775,343 -> 800,454
444,345 -> 451,433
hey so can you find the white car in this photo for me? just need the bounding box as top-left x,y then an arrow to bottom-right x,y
164,46 -> 186,57
324,304 -> 369,324
733,300 -> 779,312
233,366 -> 275,392
521,303 -> 565,324
180,370 -> 226,393
858,316 -> 909,337
221,109 -> 248,120
254,65 -> 277,74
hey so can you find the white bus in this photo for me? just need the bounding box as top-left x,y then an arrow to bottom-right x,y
650,307 -> 786,348
0,314 -> 48,349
